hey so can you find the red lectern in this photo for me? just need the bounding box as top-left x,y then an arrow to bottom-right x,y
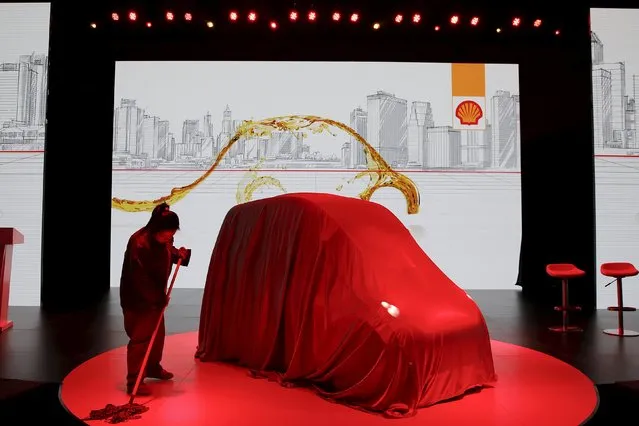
0,228 -> 24,333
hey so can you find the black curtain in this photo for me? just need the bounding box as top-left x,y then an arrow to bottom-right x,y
41,2 -> 114,311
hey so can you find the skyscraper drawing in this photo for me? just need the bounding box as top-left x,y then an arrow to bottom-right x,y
591,30 -> 639,152
113,99 -> 144,154
591,32 -> 604,66
597,62 -> 626,147
0,53 -> 48,149
491,91 -> 520,169
425,126 -> 462,168
0,62 -> 36,125
349,107 -> 368,167
141,115 -> 160,160
592,68 -> 613,149
407,101 -> 434,167
366,91 -> 408,166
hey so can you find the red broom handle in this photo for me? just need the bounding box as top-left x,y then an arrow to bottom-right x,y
128,257 -> 183,404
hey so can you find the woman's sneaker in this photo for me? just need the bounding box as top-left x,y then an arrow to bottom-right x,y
146,367 -> 174,381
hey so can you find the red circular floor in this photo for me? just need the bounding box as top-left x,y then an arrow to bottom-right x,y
60,332 -> 598,425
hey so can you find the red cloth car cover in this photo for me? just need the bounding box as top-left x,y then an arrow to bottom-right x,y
196,193 -> 496,417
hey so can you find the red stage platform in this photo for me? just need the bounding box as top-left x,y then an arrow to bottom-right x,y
60,331 -> 598,425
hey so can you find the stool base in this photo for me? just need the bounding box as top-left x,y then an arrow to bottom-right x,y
607,306 -> 637,312
603,328 -> 639,337
549,325 -> 582,332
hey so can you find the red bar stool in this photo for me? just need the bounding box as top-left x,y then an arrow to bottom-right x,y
601,262 -> 639,337
546,264 -> 585,332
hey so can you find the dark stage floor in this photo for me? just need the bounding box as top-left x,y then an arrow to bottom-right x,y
1,289 -> 639,424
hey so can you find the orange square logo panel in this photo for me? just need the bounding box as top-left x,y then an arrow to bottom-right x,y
451,63 -> 486,130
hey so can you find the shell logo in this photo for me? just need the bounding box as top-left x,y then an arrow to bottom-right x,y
455,100 -> 483,125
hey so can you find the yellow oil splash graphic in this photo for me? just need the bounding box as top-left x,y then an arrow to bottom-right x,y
111,115 -> 420,214
236,160 -> 286,204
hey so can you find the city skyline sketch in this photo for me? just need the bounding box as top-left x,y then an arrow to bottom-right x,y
111,62 -> 521,171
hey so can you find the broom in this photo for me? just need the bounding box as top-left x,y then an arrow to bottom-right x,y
83,257 -> 183,424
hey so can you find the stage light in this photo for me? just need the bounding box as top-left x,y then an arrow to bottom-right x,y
332,12 -> 341,21
412,13 -> 421,23
350,13 -> 359,23
434,25 -> 440,31
289,11 -> 298,21
471,17 -> 479,26
111,12 -> 119,21
308,11 -> 316,21
512,17 -> 521,26
248,11 -> 257,22
184,13 -> 192,21
555,29 -> 560,35
373,22 -> 380,30
450,15 -> 459,24
270,21 -> 278,30
128,11 -> 137,21
229,11 -> 238,21
90,22 -> 97,28
533,19 -> 542,27
166,11 -> 174,21
206,21 -> 214,28
146,22 -> 152,28
496,27 -> 502,33
394,14 -> 403,23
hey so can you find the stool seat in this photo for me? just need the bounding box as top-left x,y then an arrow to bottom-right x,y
600,262 -> 639,338
546,263 -> 583,332
601,262 -> 638,279
546,264 -> 586,279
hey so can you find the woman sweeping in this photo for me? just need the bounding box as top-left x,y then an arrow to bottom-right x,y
119,202 -> 190,396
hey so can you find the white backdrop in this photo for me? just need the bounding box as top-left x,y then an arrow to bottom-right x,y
591,9 -> 639,309
110,61 -> 522,291
0,3 -> 50,306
